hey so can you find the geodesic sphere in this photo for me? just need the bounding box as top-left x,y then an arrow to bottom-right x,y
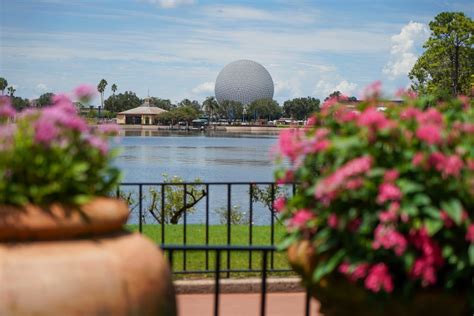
215,60 -> 274,105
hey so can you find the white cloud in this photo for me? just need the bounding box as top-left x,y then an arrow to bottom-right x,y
315,80 -> 358,98
383,21 -> 429,78
35,83 -> 48,93
142,0 -> 196,9
191,81 -> 214,94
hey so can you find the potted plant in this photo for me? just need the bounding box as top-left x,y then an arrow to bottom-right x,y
0,86 -> 176,316
274,84 -> 473,316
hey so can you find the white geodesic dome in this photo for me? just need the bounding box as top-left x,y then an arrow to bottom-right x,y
215,60 -> 274,105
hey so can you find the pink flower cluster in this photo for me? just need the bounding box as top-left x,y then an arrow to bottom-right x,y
428,152 -> 464,178
372,224 -> 407,256
288,209 -> 314,230
315,155 -> 372,205
0,96 -> 16,118
466,224 -> 474,243
74,84 -> 97,103
278,128 -> 304,162
338,262 -> 369,282
378,202 -> 400,223
273,196 -> 286,213
364,263 -> 394,293
357,107 -> 392,130
376,183 -> 401,204
339,261 -> 394,293
416,125 -> 442,145
410,228 -> 443,286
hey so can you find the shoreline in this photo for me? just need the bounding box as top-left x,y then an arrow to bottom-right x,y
116,124 -> 283,136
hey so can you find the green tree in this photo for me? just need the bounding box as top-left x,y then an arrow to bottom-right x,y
177,99 -> 201,112
0,78 -> 7,95
282,97 -> 320,120
409,12 -> 474,96
174,106 -> 199,123
7,86 -> 16,97
37,92 -> 55,107
149,97 -> 174,111
104,91 -> 141,113
218,100 -> 244,122
36,92 -> 54,107
156,111 -> 177,125
12,97 -> 30,111
111,83 -> 117,95
202,96 -> 219,121
97,79 -> 108,108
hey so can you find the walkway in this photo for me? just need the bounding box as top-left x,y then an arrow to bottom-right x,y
177,292 -> 320,316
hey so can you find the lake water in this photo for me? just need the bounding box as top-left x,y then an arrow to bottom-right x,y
113,132 -> 286,225
115,132 -> 279,182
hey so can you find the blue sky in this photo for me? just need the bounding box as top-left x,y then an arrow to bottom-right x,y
1,0 -> 473,104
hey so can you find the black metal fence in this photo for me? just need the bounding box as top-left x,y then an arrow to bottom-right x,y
118,181 -> 296,275
161,244 -> 312,316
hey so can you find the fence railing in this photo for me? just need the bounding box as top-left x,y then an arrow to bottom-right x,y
118,181 -> 297,275
161,244 -> 312,316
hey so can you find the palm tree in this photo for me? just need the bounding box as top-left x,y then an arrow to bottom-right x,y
111,84 -> 117,113
7,86 -> 16,97
202,96 -> 219,122
0,78 -> 8,95
97,79 -> 108,109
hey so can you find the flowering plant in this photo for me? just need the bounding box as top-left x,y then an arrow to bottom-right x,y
0,85 -> 121,206
275,84 -> 474,303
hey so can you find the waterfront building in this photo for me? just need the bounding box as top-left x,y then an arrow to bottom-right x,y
116,98 -> 167,125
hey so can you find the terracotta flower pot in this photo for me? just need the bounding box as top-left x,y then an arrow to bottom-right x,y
0,198 -> 177,316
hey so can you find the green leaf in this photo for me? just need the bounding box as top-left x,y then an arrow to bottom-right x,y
402,252 -> 415,271
469,245 -> 474,266
424,218 -> 443,236
312,249 -> 346,282
413,194 -> 431,206
276,234 -> 299,251
442,245 -> 454,258
397,179 -> 423,194
440,199 -> 463,225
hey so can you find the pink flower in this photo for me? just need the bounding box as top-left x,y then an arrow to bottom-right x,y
273,196 -> 286,213
348,218 -> 362,232
412,152 -> 425,167
278,128 -> 303,162
443,155 -> 463,177
383,169 -> 399,182
34,119 -> 59,144
305,116 -> 317,126
378,202 -> 400,223
372,224 -> 407,256
276,170 -> 294,184
400,107 -> 421,120
357,107 -> 391,130
335,109 -> 359,123
87,135 -> 108,154
363,81 -> 382,98
315,156 -> 373,204
98,123 -> 120,135
339,262 -> 369,282
288,209 -> 314,230
376,183 -> 401,204
345,177 -> 364,190
458,95 -> 470,110
440,210 -> 454,228
74,84 -> 97,103
0,96 -> 16,118
467,159 -> 474,171
416,124 -> 442,145
364,263 -> 393,293
428,152 -> 445,171
466,224 -> 474,243
409,228 -> 444,286
328,213 -> 339,229
417,108 -> 443,126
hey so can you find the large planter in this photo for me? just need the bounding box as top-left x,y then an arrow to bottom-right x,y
287,242 -> 470,316
0,198 -> 177,316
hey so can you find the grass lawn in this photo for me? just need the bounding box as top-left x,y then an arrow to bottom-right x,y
126,223 -> 294,278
